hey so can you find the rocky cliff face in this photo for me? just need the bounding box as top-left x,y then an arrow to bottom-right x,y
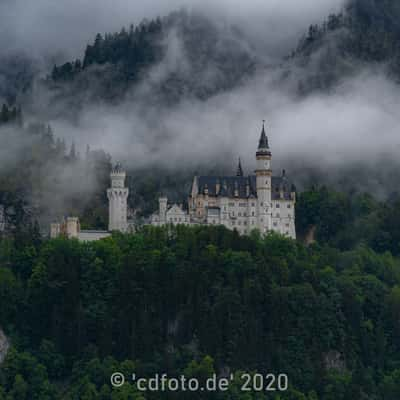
0,328 -> 9,364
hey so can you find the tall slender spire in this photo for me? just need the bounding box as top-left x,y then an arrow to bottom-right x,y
257,120 -> 271,157
236,157 -> 244,176
258,120 -> 269,149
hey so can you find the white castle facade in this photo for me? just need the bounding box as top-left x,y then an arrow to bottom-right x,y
51,123 -> 296,240
151,123 -> 296,238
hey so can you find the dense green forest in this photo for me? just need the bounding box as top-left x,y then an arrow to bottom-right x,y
1,220 -> 400,399
1,116 -> 400,399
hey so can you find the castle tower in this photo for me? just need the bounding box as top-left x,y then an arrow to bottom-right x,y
66,217 -> 80,238
107,163 -> 129,232
159,197 -> 168,225
255,121 -> 272,233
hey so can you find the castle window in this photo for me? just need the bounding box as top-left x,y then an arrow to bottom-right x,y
276,213 -> 280,218
238,212 -> 242,217
286,223 -> 289,227
276,204 -> 280,208
252,212 -> 255,216
260,202 -> 264,206
251,203 -> 255,207
273,222 -> 277,227
287,204 -> 291,208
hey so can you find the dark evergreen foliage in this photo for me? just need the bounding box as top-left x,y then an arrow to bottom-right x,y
48,10 -> 256,105
292,0 -> 400,93
1,225 -> 400,398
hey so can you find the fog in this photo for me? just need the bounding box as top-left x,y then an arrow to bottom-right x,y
0,0 -> 346,59
3,0 -> 400,222
50,64 -> 400,176
2,0 -> 397,180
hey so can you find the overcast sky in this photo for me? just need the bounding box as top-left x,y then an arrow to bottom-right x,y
0,0 -> 346,59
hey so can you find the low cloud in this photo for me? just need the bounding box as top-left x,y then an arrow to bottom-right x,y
48,63 -> 400,182
0,0 -> 346,60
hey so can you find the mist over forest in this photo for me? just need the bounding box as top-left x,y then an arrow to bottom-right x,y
1,0 -> 400,220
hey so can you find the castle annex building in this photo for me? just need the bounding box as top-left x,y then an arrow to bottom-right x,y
151,123 -> 296,238
50,164 -> 135,241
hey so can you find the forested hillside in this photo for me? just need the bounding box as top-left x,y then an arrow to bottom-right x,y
1,225 -> 400,399
5,1 -> 400,109
47,9 -> 256,109
291,0 -> 400,93
46,0 -> 400,107
2,1 -> 400,398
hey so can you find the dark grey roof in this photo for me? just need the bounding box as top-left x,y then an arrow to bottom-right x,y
271,176 -> 295,200
258,123 -> 269,149
256,122 -> 271,157
195,175 -> 294,200
236,158 -> 244,177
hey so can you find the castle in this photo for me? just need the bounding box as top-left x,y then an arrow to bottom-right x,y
51,123 -> 296,240
151,122 -> 296,238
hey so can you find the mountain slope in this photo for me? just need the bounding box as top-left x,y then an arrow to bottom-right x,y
46,10 -> 257,110
289,0 -> 400,93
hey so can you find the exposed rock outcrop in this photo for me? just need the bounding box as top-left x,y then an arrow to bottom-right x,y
304,225 -> 317,246
0,328 -> 9,364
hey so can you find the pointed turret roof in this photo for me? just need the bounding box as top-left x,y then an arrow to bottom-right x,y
258,120 -> 269,149
256,120 -> 271,156
236,158 -> 244,176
